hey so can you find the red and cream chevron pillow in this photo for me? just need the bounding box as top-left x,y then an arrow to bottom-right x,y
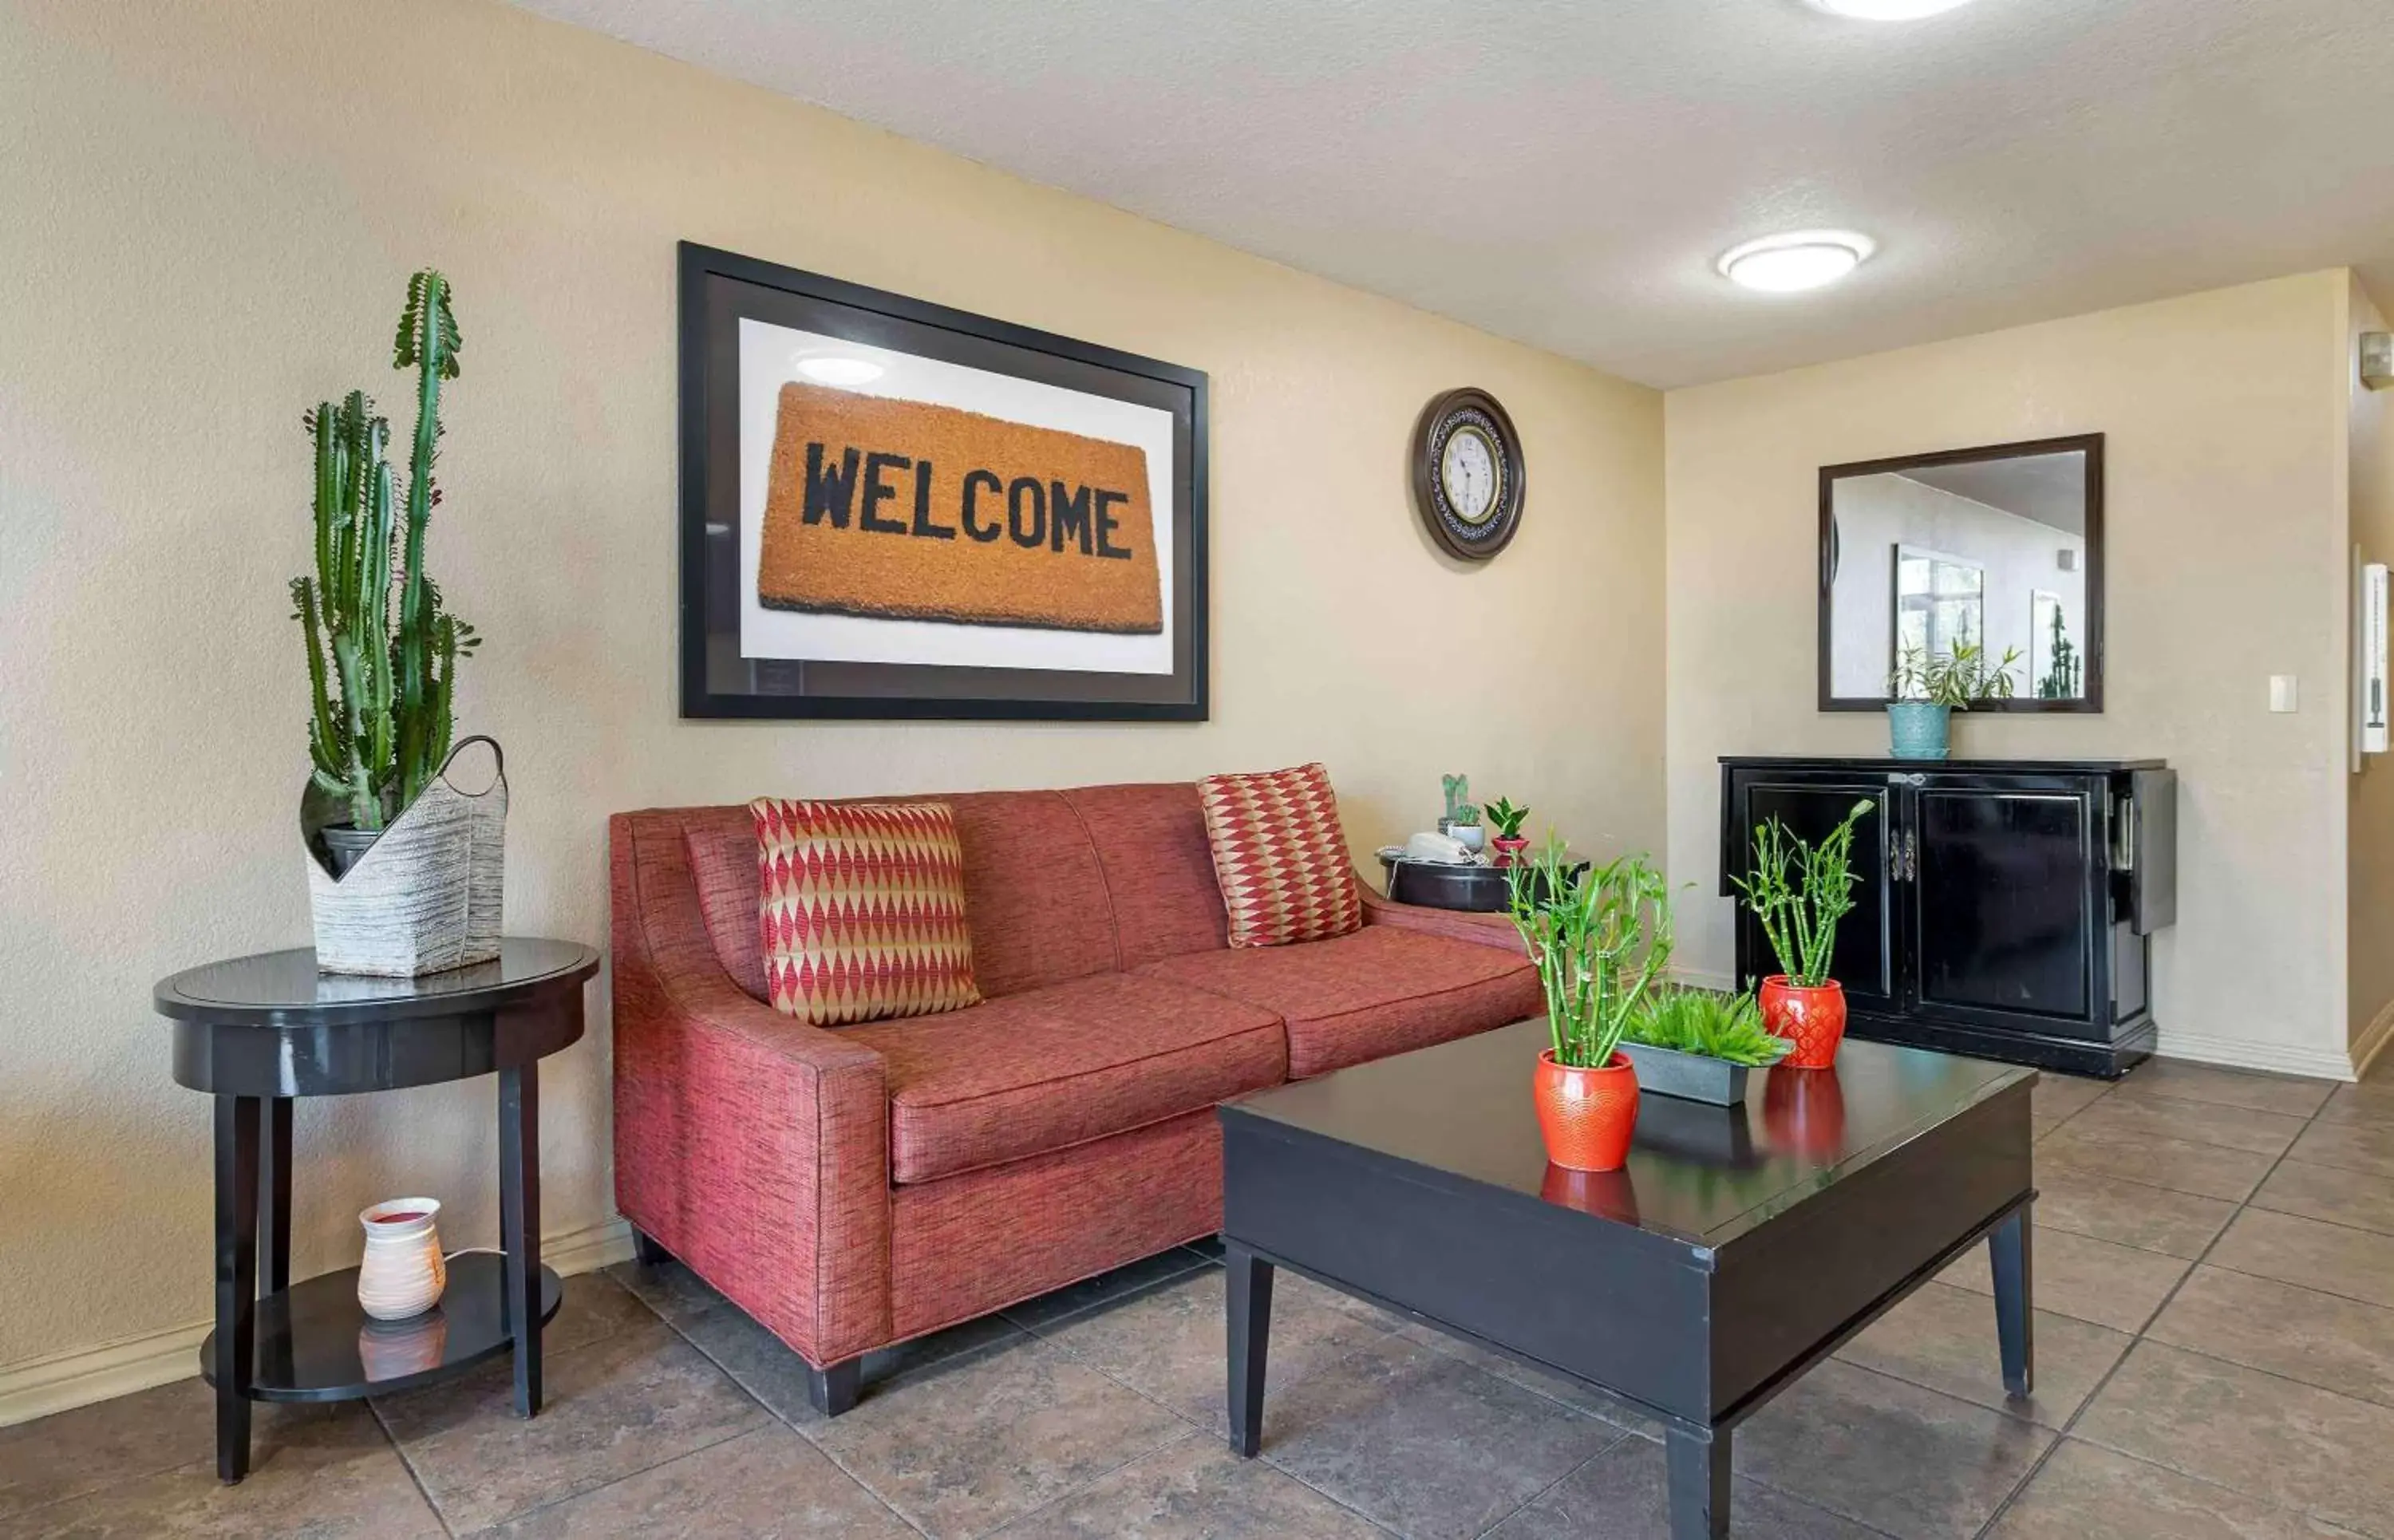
751,799 -> 982,1026
1197,763 -> 1364,949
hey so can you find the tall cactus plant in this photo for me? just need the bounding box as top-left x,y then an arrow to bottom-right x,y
290,270 -> 478,832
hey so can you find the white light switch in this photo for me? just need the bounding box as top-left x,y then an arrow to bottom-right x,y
2270,675 -> 2300,713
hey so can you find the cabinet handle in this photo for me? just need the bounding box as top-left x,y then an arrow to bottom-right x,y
1898,827 -> 1918,882
1886,772 -> 1927,787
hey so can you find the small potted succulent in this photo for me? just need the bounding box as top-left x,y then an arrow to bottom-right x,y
1438,773 -> 1484,852
1618,985 -> 1790,1105
1484,796 -> 1531,866
1728,800 -> 1873,1068
1886,640 -> 2022,760
1506,837 -> 1672,1171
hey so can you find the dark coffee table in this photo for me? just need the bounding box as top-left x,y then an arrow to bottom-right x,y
1219,1020 -> 2036,1540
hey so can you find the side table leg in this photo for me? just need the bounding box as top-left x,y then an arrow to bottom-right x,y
259,1097 -> 293,1296
1224,1245 -> 1274,1458
499,1064 -> 542,1418
1665,1425 -> 1729,1540
1991,1204 -> 2035,1399
212,1096 -> 260,1483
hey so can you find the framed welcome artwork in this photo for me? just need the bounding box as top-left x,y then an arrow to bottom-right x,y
677,243 -> 1209,720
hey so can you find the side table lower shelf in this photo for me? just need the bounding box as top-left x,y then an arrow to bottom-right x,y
200,1253 -> 562,1403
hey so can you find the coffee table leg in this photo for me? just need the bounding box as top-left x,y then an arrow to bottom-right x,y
1224,1245 -> 1274,1457
1665,1426 -> 1729,1539
1991,1205 -> 2034,1398
211,1095 -> 259,1483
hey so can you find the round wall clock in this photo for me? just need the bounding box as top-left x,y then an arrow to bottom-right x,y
1411,388 -> 1526,561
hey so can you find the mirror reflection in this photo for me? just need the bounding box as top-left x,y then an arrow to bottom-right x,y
1822,436 -> 2101,710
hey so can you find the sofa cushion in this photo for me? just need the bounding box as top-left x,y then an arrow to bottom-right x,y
843,973 -> 1286,1184
684,790 -> 1120,1005
1136,926 -> 1541,1079
1196,762 -> 1364,948
1059,782 -> 1228,966
753,798 -> 982,1025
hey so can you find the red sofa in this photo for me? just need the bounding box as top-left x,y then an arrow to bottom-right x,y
609,780 -> 1537,1412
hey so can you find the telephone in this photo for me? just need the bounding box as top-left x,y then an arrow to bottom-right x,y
1401,831 -> 1479,865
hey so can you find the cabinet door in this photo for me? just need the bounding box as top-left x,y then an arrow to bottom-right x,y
1724,770 -> 1896,1010
1907,777 -> 2099,1028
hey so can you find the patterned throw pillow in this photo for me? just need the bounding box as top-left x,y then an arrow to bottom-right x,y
750,799 -> 982,1026
1197,763 -> 1365,948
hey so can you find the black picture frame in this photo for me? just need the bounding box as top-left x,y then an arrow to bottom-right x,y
677,242 -> 1209,721
1817,432 -> 2104,713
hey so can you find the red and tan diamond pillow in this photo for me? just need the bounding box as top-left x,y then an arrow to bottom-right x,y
751,799 -> 982,1026
1197,762 -> 1365,948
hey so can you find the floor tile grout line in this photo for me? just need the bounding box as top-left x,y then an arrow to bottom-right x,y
1973,1064 -> 2346,1539
364,1395 -> 464,1540
1464,1428 -> 1634,1540
611,1273 -> 933,1539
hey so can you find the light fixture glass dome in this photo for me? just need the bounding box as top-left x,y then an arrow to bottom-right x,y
1804,0 -> 1978,18
1716,231 -> 1877,293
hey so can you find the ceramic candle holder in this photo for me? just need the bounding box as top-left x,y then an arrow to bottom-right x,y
358,1198 -> 447,1321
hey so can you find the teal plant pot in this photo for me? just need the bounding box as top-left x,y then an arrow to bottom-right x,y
1887,702 -> 1952,760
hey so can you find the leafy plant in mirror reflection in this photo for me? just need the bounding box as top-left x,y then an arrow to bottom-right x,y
1622,985 -> 1791,1067
2036,608 -> 2081,699
1887,640 -> 2022,708
1728,800 -> 1873,988
1505,838 -> 1673,1069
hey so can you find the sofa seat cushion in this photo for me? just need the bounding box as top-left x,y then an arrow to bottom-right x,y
1136,926 -> 1540,1080
844,973 -> 1287,1184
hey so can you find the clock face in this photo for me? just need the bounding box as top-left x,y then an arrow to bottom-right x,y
1440,428 -> 1500,524
1412,389 -> 1524,561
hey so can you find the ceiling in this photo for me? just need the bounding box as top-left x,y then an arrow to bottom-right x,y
1903,452 -> 2088,534
516,0 -> 2394,388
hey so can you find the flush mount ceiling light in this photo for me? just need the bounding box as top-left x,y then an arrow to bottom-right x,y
1716,230 -> 1877,293
792,353 -> 885,386
1803,0 -> 1979,18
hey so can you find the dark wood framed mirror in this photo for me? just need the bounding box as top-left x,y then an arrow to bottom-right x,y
1818,432 -> 2104,713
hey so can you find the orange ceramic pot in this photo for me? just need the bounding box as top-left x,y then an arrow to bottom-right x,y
1759,977 -> 1847,1069
1533,1050 -> 1639,1172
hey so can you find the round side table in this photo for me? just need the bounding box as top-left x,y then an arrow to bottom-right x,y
154,938 -> 599,1483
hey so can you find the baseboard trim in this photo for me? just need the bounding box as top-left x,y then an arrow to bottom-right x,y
2150,1029 -> 2360,1083
2351,998 -> 2394,1080
0,1216 -> 636,1429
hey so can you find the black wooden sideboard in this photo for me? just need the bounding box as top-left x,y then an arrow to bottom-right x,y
1718,756 -> 2175,1078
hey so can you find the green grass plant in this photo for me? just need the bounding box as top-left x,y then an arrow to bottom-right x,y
1622,985 -> 1790,1067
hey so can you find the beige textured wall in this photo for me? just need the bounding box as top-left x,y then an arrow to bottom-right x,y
1665,272 -> 2355,1076
0,0 -> 1663,1376
2349,274 -> 2394,1056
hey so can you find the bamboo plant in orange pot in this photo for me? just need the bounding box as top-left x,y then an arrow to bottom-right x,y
1505,838 -> 1673,1172
1729,800 -> 1875,1069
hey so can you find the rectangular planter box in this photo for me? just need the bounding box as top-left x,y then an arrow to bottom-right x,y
1620,1041 -> 1753,1107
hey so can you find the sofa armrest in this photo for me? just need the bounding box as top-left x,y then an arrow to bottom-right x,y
610,811 -> 892,1367
1360,887 -> 1528,956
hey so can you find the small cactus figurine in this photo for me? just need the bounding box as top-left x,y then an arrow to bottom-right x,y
1441,773 -> 1474,825
290,270 -> 480,834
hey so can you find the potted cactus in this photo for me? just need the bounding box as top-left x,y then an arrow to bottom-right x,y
290,270 -> 504,976
1438,773 -> 1484,852
1505,837 -> 1672,1171
1484,796 -> 1531,866
1728,800 -> 1874,1068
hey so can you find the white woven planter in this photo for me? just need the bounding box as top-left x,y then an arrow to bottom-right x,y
306,736 -> 506,977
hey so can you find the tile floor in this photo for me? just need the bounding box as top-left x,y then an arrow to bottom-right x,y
6,1055 -> 2394,1538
